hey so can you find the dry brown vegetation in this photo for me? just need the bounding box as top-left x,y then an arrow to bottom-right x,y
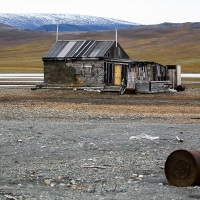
0,22 -> 200,73
0,88 -> 200,124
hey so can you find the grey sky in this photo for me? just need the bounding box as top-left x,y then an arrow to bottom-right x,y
0,0 -> 199,24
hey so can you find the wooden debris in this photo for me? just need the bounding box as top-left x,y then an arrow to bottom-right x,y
82,165 -> 106,169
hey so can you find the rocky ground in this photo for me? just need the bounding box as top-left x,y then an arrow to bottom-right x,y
0,87 -> 200,200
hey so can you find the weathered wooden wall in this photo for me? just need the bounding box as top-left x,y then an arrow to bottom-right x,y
135,64 -> 167,82
167,65 -> 181,88
134,63 -> 169,93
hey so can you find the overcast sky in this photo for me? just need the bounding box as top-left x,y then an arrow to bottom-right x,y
0,0 -> 199,24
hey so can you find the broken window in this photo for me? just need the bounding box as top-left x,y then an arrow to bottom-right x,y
82,64 -> 93,77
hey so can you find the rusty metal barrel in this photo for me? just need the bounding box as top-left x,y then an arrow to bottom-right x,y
165,149 -> 200,187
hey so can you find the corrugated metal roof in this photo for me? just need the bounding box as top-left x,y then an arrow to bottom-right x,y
43,40 -> 116,59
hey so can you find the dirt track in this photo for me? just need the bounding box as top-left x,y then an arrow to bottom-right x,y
0,88 -> 200,200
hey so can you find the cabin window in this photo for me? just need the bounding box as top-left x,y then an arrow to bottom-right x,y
82,64 -> 93,77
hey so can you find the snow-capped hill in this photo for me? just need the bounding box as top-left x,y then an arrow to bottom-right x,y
0,13 -> 139,31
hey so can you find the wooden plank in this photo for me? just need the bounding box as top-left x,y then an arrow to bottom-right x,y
127,72 -> 135,89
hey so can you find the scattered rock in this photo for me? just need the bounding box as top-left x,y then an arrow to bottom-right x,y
44,179 -> 52,186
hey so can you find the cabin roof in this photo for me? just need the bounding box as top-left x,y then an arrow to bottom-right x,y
43,40 -> 119,60
105,58 -> 166,67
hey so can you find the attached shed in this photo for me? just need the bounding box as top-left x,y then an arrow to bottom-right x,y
104,58 -> 171,93
42,40 -> 181,93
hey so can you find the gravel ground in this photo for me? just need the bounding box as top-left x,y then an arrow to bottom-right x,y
0,87 -> 200,200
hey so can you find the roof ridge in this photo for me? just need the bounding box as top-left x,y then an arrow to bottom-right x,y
57,40 -> 115,42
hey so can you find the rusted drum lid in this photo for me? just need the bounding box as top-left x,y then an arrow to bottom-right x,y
165,150 -> 199,187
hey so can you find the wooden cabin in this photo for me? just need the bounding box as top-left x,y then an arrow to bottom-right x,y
42,40 -> 181,93
43,40 -> 128,86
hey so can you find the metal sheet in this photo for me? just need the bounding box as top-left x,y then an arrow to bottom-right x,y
44,41 -> 68,58
43,40 -> 115,59
135,82 -> 150,93
57,41 -> 76,57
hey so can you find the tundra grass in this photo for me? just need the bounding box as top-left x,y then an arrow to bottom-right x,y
0,24 -> 200,73
0,40 -> 51,73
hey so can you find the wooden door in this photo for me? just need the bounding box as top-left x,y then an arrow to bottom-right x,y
114,65 -> 122,85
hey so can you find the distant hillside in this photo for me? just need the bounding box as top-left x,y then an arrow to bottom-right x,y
0,22 -> 199,73
0,13 -> 138,31
36,23 -> 135,32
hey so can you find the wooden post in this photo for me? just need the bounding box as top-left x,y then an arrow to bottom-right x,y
56,24 -> 59,42
176,65 -> 181,86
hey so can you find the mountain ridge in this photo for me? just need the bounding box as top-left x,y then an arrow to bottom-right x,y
0,13 -> 139,31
